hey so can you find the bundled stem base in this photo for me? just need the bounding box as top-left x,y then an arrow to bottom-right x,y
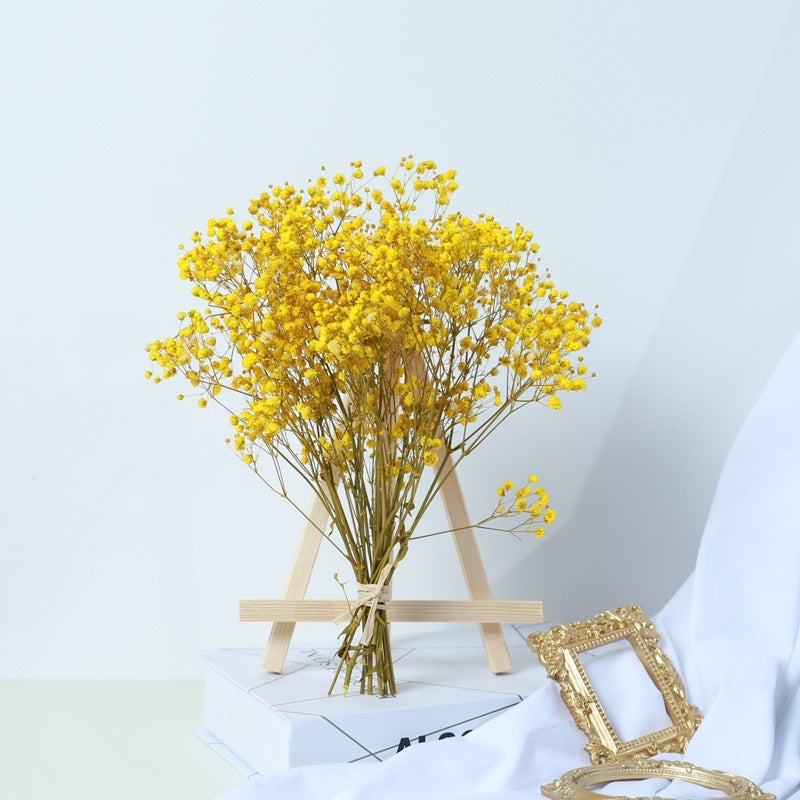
332,608 -> 396,696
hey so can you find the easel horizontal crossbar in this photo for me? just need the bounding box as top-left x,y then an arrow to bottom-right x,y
241,599 -> 543,623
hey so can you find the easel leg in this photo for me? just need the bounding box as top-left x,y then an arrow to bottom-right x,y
261,492 -> 329,672
440,453 -> 513,673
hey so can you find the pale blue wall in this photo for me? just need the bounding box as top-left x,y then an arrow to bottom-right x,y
1,0 -> 797,679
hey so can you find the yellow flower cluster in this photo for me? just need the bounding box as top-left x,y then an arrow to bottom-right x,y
147,157 -> 600,543
496,475 -> 555,538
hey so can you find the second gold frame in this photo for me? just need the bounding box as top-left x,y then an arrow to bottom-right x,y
527,604 -> 702,764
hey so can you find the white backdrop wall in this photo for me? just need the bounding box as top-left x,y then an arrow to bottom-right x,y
1,0 -> 797,680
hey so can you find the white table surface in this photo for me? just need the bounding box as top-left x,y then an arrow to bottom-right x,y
0,680 -> 244,800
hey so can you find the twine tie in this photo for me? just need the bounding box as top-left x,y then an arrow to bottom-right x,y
333,562 -> 392,645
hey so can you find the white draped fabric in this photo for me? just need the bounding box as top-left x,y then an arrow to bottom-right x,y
221,331 -> 800,800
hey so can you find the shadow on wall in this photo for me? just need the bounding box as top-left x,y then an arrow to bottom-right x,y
499,1 -> 800,624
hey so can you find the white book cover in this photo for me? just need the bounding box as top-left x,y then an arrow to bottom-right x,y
201,625 -> 548,776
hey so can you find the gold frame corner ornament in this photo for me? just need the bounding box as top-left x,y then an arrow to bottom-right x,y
527,604 -> 702,764
541,758 -> 775,800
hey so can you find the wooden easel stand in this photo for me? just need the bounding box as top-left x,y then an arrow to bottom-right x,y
242,449 -> 543,674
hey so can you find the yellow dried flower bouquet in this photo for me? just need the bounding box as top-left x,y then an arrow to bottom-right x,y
146,157 -> 600,695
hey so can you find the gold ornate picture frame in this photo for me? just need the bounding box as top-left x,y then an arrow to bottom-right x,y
527,604 -> 702,764
541,758 -> 774,800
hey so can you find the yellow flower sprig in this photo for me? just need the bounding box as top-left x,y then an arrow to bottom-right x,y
495,475 -> 556,539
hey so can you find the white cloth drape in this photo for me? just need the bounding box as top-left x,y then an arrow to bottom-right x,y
220,331 -> 800,800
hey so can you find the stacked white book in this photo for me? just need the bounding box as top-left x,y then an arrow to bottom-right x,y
198,624 -> 547,777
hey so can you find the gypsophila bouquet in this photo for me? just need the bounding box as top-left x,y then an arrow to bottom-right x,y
146,156 -> 601,695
